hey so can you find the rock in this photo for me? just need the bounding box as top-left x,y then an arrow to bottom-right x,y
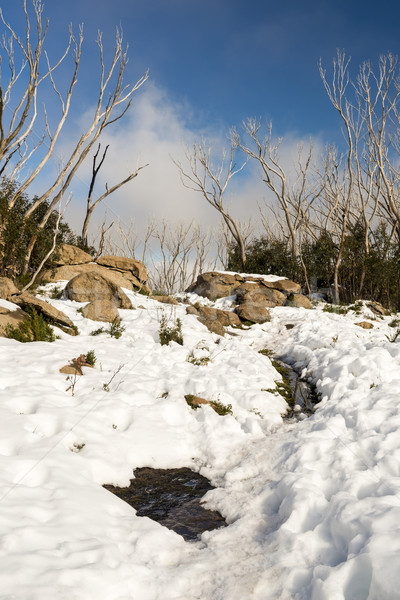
191,305 -> 241,335
187,272 -> 243,300
0,277 -> 19,300
356,321 -> 374,329
59,364 -> 83,376
11,292 -> 75,330
41,263 -> 151,294
261,279 -> 301,295
81,299 -> 120,323
56,244 -> 93,265
96,255 -> 147,283
235,285 -> 286,306
285,294 -> 313,309
367,301 -> 389,317
236,303 -> 271,324
65,272 -> 132,309
151,295 -> 179,305
0,307 -> 28,337
184,394 -> 211,407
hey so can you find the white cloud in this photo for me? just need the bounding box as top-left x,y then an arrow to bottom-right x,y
60,81 -> 325,256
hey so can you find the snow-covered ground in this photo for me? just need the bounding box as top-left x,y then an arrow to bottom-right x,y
1,283 -> 400,600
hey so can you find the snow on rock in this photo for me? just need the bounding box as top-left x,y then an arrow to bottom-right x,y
1,285 -> 400,599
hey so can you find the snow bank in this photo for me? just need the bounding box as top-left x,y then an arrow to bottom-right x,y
1,288 -> 400,599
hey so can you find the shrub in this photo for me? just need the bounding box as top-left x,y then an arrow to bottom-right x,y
158,311 -> 183,346
5,306 -> 56,343
85,350 -> 97,366
89,319 -> 125,339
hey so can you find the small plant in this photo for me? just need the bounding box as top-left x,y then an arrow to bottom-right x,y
258,348 -> 274,358
85,350 -> 96,366
50,286 -> 64,299
389,318 -> 400,328
90,326 -> 106,336
385,328 -> 400,343
70,442 -> 85,453
109,317 -> 125,339
76,307 -> 84,315
5,306 -> 56,343
251,408 -> 262,417
323,304 -> 349,315
210,400 -> 233,416
263,359 -> 294,408
186,341 -> 210,366
89,319 -> 124,339
158,309 -> 183,346
332,335 -> 338,343
102,363 -> 125,393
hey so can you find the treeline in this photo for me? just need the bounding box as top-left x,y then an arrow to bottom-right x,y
228,223 -> 400,309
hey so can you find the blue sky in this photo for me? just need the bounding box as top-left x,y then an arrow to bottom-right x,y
2,0 -> 400,238
4,0 -> 400,138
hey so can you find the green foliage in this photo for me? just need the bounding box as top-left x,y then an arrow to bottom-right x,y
85,350 -> 97,366
389,318 -> 400,328
158,312 -> 183,346
109,318 -> 125,339
0,179 -> 77,278
323,304 -> 349,315
210,400 -> 233,416
258,348 -> 274,358
90,327 -> 105,336
89,318 -> 125,339
228,222 -> 400,310
385,328 -> 400,343
50,286 -> 64,299
5,306 -> 56,343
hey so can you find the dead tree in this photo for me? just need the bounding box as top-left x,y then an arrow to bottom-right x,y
0,1 -> 148,275
173,140 -> 248,270
232,119 -> 319,262
81,143 -> 148,248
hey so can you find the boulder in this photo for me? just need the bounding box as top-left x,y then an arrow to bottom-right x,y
96,255 -> 147,283
285,294 -> 313,309
235,285 -> 286,306
0,307 -> 28,337
40,263 -> 151,294
236,303 -> 271,324
367,301 -> 389,317
56,244 -> 93,265
81,299 -> 120,323
0,277 -> 19,300
261,279 -> 301,295
356,321 -> 374,329
151,295 -> 179,305
11,292 -> 75,330
65,272 -> 132,309
187,305 -> 241,334
59,364 -> 83,376
187,272 -> 242,300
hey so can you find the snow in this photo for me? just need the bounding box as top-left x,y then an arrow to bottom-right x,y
1,285 -> 400,599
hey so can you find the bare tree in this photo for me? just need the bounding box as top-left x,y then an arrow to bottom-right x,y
173,140 -> 248,269
232,119 -> 319,261
0,1 -> 148,275
81,143 -> 148,247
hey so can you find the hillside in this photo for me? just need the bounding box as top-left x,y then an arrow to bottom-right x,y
0,280 -> 399,599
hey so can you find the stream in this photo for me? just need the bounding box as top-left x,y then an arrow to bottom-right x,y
103,358 -> 317,541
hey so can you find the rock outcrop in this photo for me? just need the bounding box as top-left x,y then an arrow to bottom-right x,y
0,306 -> 28,337
41,245 -> 150,294
56,244 -> 93,266
11,292 -> 75,332
186,305 -> 241,335
0,277 -> 19,300
81,299 -> 120,323
65,272 -> 132,309
187,272 -> 312,325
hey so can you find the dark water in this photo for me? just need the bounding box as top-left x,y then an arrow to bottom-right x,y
277,356 -> 319,419
104,467 -> 227,541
